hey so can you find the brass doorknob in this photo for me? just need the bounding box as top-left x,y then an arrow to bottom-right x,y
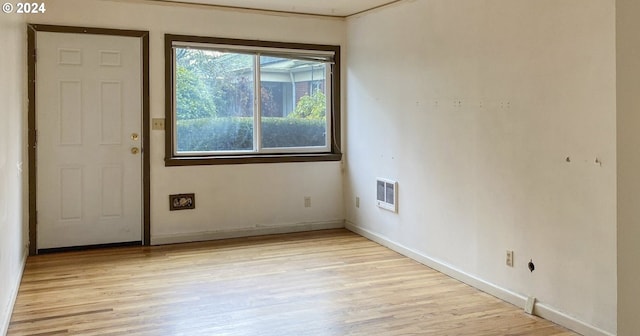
131,147 -> 140,154
131,133 -> 139,141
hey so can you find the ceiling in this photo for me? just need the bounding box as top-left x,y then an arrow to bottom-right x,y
150,0 -> 400,17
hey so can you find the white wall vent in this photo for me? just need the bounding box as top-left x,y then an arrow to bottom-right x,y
376,178 -> 398,213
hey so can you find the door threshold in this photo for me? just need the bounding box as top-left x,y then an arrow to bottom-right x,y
38,241 -> 142,254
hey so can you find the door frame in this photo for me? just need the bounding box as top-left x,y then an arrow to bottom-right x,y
27,24 -> 151,255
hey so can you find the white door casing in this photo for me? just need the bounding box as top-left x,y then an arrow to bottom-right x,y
36,32 -> 142,249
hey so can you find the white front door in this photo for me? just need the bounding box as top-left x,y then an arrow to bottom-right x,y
36,32 -> 143,249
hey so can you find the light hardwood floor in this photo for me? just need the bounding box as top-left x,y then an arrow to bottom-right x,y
8,229 -> 578,335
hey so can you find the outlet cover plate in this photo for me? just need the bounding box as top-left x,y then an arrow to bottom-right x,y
525,296 -> 536,314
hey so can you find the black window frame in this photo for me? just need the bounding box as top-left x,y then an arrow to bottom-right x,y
164,34 -> 342,166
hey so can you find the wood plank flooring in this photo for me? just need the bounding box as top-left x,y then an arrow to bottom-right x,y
8,229 -> 578,335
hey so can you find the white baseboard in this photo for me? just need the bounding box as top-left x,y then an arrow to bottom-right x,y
345,222 -> 615,336
534,303 -> 616,336
1,247 -> 28,336
151,220 -> 345,245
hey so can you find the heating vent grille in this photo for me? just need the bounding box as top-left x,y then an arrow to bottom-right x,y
376,178 -> 398,213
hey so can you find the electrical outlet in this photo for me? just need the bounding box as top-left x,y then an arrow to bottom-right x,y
304,196 -> 311,208
355,196 -> 360,208
506,250 -> 514,267
152,118 -> 165,131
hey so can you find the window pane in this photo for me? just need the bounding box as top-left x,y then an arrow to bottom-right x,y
260,56 -> 327,149
175,48 -> 255,153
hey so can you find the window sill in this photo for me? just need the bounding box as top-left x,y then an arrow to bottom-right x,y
165,152 -> 342,166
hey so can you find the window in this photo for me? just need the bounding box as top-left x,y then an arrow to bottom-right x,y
165,35 -> 341,166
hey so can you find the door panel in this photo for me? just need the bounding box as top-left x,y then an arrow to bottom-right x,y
36,32 -> 142,249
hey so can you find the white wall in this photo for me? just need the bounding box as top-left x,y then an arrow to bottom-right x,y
345,0 -> 616,334
616,1 -> 640,334
30,0 -> 346,244
0,10 -> 28,335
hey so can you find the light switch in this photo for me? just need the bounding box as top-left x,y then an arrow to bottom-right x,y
152,118 -> 165,131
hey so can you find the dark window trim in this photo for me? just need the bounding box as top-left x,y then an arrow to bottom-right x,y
27,24 -> 151,255
164,34 -> 342,166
